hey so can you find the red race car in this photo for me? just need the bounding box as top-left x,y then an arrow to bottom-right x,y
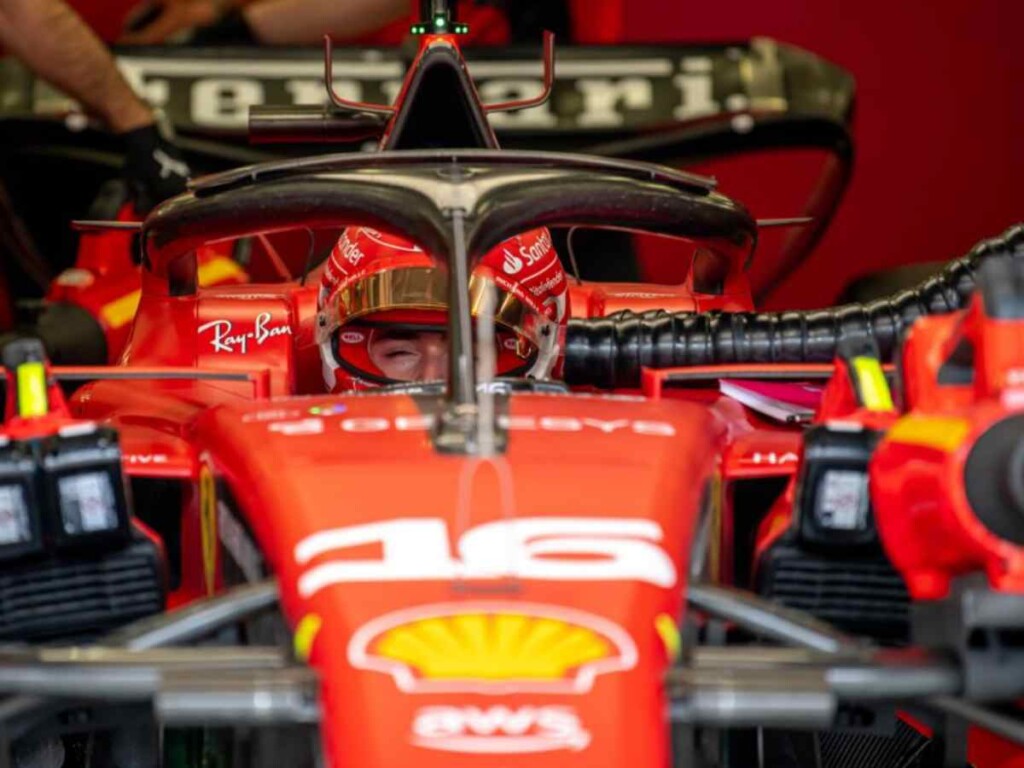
1,4 -> 1023,767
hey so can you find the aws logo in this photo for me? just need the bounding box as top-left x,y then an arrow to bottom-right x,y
412,705 -> 590,754
348,602 -> 637,695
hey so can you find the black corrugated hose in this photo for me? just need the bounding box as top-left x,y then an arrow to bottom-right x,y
563,223 -> 1024,389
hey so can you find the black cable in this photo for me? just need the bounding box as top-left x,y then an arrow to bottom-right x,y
564,223 -> 1024,388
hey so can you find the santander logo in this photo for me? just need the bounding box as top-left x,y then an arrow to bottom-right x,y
336,232 -> 367,267
519,229 -> 553,266
502,249 -> 524,275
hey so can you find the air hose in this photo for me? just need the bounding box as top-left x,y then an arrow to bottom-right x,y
563,223 -> 1024,389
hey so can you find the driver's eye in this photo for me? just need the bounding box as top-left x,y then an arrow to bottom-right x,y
369,339 -> 425,379
375,341 -> 420,357
383,347 -> 418,360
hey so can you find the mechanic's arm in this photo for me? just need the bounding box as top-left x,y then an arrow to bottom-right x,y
122,0 -> 409,46
242,0 -> 407,44
0,0 -> 190,210
0,0 -> 152,132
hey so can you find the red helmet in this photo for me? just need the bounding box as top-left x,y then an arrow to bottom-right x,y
318,227 -> 568,391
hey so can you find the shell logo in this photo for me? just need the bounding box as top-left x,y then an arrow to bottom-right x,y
348,602 -> 637,694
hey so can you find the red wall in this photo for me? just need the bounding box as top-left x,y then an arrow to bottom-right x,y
626,0 -> 1024,308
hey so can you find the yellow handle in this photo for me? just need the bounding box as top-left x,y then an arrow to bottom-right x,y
15,361 -> 48,417
851,356 -> 894,412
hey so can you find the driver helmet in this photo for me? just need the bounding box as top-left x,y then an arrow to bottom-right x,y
318,226 -> 569,391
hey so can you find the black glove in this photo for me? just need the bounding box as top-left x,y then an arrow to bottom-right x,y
121,123 -> 191,214
189,7 -> 257,46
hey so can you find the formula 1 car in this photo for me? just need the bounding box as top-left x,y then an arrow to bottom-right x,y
1,4 -> 1023,767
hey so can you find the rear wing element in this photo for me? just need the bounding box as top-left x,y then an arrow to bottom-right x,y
0,39 -> 852,139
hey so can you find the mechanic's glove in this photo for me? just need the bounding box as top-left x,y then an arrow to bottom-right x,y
189,7 -> 257,45
121,123 -> 191,214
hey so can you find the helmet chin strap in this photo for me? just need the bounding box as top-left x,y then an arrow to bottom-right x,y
320,338 -> 339,392
525,319 -> 559,380
526,290 -> 566,380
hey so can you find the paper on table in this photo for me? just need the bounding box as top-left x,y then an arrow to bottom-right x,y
719,379 -> 824,424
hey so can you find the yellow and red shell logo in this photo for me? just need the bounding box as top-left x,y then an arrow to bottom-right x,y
347,602 -> 637,694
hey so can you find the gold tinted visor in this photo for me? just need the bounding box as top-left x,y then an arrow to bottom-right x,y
334,267 -> 542,347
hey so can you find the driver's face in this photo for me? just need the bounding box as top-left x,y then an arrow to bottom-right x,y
368,329 -> 449,382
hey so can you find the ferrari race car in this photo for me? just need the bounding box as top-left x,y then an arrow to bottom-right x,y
2,4 -> 1024,768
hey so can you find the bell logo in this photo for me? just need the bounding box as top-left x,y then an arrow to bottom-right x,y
502,250 -> 524,275
348,601 -> 637,694
412,705 -> 591,754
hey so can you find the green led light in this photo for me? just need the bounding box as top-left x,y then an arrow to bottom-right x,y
412,13 -> 466,35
